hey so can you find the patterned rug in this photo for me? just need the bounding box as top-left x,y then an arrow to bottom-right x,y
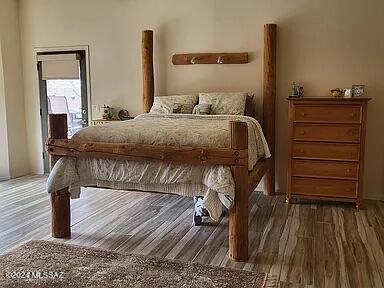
0,240 -> 267,287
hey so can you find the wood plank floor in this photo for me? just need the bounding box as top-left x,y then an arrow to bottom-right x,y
1,175 -> 384,287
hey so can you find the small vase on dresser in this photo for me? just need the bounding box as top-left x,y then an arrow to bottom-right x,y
286,97 -> 371,208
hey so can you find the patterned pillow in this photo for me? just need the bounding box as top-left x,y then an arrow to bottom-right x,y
150,94 -> 198,114
171,103 -> 195,114
198,92 -> 247,115
192,104 -> 211,115
244,94 -> 255,117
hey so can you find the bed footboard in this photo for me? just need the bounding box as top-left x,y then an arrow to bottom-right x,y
47,118 -> 272,261
46,115 -> 270,261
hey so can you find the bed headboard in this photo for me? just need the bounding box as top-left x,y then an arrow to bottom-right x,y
141,25 -> 277,159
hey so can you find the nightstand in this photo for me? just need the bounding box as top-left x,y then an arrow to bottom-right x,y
286,97 -> 371,208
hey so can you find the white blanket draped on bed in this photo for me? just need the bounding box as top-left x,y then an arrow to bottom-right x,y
47,114 -> 271,221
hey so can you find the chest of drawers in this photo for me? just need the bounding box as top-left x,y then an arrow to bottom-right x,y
286,97 -> 371,208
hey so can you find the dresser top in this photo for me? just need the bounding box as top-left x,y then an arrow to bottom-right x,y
287,97 -> 371,101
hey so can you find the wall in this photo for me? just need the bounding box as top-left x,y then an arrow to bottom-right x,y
19,0 -> 384,199
0,41 -> 10,179
0,0 -> 29,179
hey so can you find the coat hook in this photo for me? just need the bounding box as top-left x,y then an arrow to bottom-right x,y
217,56 -> 224,64
190,57 -> 198,64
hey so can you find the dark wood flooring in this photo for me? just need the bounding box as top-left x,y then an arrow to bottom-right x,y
1,175 -> 384,287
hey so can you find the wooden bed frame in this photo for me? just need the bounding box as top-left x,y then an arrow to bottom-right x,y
46,24 -> 277,262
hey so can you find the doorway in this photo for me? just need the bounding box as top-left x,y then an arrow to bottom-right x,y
37,50 -> 89,173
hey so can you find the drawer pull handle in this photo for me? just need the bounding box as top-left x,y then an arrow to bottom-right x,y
299,149 -> 305,153
346,169 -> 351,173
300,131 -> 306,135
300,112 -> 306,116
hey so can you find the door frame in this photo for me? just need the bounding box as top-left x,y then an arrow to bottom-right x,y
35,46 -> 92,173
35,45 -> 92,121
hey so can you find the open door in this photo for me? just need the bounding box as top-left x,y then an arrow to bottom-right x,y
37,50 -> 88,173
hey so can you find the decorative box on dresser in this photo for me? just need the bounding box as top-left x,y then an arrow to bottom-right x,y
286,97 -> 371,208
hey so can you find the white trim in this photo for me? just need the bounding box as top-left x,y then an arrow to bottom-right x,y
0,176 -> 11,181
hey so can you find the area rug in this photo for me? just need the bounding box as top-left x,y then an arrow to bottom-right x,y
0,240 -> 267,287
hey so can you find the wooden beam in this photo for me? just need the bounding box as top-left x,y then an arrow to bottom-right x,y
229,121 -> 249,262
263,24 -> 277,196
46,139 -> 248,167
172,53 -> 248,65
142,30 -> 154,113
247,158 -> 269,195
48,114 -> 71,238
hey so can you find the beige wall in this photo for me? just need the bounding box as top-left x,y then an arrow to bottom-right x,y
0,41 -> 11,179
19,0 -> 384,199
0,0 -> 29,179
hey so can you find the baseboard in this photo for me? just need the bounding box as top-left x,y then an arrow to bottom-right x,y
0,176 -> 11,181
253,188 -> 383,201
364,195 -> 384,201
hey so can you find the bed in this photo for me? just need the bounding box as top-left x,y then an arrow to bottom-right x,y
46,24 -> 277,262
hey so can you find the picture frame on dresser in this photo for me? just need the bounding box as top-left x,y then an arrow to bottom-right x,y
352,85 -> 365,97
286,97 -> 371,209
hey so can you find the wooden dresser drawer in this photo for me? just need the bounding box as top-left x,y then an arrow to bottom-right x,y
292,159 -> 359,180
291,177 -> 358,198
294,105 -> 362,123
292,142 -> 360,161
293,124 -> 361,143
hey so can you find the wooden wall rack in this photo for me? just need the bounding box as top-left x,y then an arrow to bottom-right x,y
172,52 -> 248,65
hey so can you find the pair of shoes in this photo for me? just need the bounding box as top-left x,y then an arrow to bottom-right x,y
193,196 -> 209,226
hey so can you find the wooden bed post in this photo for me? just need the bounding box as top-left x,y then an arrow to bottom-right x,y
49,114 -> 71,238
142,30 -> 154,113
229,121 -> 249,261
263,24 -> 277,196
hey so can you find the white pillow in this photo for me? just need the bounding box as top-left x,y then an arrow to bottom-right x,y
149,94 -> 198,114
198,92 -> 247,115
192,103 -> 211,115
